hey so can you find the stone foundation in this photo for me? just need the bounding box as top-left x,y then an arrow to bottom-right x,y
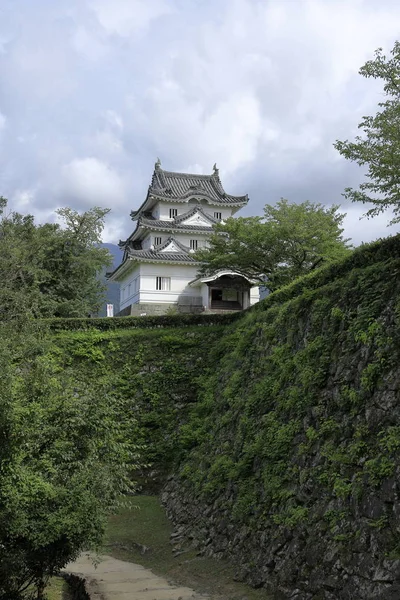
117,302 -> 205,317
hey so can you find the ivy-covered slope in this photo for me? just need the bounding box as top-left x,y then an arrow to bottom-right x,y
52,324 -> 225,487
162,235 -> 400,600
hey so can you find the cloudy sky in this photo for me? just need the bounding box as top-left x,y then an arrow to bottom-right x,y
1,0 -> 400,246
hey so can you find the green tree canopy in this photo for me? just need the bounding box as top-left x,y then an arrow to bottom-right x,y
196,199 -> 351,291
0,200 -> 112,319
334,41 -> 400,223
0,202 -> 141,599
0,322 -> 139,599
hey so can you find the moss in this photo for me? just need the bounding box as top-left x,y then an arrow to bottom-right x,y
51,325 -> 227,478
174,235 -> 400,552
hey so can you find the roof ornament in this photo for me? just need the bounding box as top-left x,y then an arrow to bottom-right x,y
155,157 -> 161,169
213,163 -> 218,173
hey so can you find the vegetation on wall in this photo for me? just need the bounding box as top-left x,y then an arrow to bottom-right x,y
179,254 -> 399,521
52,324 -> 226,479
164,233 -> 400,597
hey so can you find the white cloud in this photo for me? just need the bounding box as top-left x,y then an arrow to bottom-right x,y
0,111 -> 5,146
102,215 -> 128,243
2,0 -> 400,245
104,110 -> 123,131
92,130 -> 123,155
138,78 -> 262,173
12,188 -> 35,211
60,158 -> 126,208
90,0 -> 173,37
343,205 -> 399,245
71,26 -> 108,61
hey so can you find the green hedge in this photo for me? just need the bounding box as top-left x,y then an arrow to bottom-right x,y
253,233 -> 400,313
44,312 -> 241,331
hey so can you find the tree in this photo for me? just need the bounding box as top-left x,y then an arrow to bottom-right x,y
334,41 -> 400,224
0,200 -> 112,319
0,320 -> 139,599
196,199 -> 351,291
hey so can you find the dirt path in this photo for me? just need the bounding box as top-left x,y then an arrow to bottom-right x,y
64,553 -> 210,600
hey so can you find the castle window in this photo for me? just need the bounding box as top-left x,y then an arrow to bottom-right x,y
190,239 -> 198,250
214,211 -> 222,220
169,208 -> 178,218
154,236 -> 162,246
156,276 -> 171,291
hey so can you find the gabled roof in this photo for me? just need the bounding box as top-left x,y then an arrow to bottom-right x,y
125,248 -> 197,264
119,206 -> 218,247
189,270 -> 259,287
108,237 -> 198,280
174,205 -> 219,225
154,236 -> 191,253
131,161 -> 248,219
141,219 -> 214,233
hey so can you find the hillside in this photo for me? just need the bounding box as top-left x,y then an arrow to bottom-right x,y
51,235 -> 400,599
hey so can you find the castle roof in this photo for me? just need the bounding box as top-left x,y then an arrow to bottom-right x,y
108,237 -> 199,279
119,206 -> 218,248
131,161 -> 248,219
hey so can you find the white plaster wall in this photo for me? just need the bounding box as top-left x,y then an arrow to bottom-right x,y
147,232 -> 210,250
138,263 -> 200,304
142,234 -> 152,249
250,286 -> 260,305
204,206 -> 233,221
152,233 -> 165,246
174,233 -> 209,248
119,264 -> 141,310
152,202 -> 187,220
153,201 -> 234,221
119,263 -> 260,310
200,283 -> 209,308
150,233 -> 209,248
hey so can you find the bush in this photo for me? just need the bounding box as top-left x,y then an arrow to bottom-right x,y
43,312 -> 240,332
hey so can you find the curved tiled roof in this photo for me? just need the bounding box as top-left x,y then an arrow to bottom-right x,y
140,205 -> 217,233
141,219 -> 214,232
174,205 -> 219,224
125,248 -> 198,264
121,236 -> 198,265
121,206 -> 218,247
154,237 -> 191,252
149,165 -> 248,205
130,163 -> 248,220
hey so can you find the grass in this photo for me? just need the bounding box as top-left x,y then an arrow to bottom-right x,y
105,495 -> 282,600
45,577 -> 71,600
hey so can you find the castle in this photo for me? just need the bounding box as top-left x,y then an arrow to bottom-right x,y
109,160 -> 259,315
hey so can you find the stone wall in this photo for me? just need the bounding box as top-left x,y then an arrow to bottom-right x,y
161,236 -> 400,600
117,302 -> 204,316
